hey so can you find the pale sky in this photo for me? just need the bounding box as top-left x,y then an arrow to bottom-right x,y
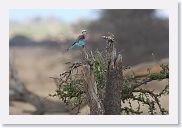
9,9 -> 100,23
9,9 -> 168,23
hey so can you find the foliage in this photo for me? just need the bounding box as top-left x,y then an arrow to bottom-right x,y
10,18 -> 72,41
120,64 -> 169,115
148,64 -> 169,80
91,50 -> 106,89
49,67 -> 85,112
50,49 -> 169,115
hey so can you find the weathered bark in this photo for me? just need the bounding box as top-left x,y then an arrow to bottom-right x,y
82,65 -> 104,114
81,48 -> 104,115
103,34 -> 123,115
80,34 -> 123,115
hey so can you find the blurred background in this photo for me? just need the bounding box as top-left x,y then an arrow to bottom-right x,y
9,9 -> 169,115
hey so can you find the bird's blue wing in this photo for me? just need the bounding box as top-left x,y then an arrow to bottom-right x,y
77,39 -> 85,46
66,34 -> 85,51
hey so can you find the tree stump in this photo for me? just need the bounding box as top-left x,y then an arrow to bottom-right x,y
81,33 -> 123,115
103,34 -> 123,115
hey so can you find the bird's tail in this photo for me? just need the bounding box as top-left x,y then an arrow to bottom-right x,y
66,42 -> 76,51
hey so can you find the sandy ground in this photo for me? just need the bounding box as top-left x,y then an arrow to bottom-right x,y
10,47 -> 77,114
9,47 -> 169,115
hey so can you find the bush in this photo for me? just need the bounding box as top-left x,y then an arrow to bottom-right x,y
50,33 -> 169,115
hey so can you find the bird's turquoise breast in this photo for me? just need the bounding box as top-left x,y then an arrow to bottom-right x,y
76,39 -> 85,46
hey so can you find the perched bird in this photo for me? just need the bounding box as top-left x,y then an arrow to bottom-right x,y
67,30 -> 88,51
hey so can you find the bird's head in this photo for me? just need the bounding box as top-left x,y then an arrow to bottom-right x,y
82,30 -> 87,35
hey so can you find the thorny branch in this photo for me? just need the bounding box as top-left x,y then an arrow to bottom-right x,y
50,33 -> 169,115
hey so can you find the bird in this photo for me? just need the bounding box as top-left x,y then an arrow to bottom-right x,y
67,30 -> 88,51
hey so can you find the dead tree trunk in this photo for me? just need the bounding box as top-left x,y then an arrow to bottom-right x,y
103,34 -> 123,115
81,49 -> 104,115
9,61 -> 45,114
81,33 -> 123,115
